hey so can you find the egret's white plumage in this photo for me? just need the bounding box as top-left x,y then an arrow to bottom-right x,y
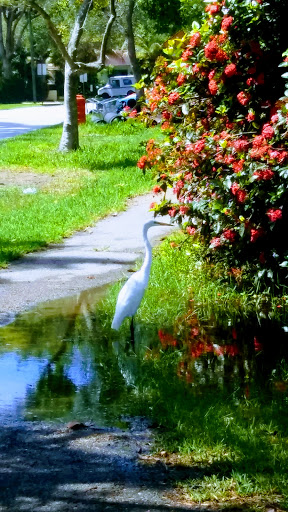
111,220 -> 170,330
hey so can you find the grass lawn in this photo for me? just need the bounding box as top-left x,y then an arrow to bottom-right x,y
100,233 -> 288,510
0,119 -> 156,266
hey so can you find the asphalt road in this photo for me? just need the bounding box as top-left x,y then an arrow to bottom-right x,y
0,103 -> 64,139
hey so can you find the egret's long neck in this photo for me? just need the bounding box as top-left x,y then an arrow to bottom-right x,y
142,226 -> 152,278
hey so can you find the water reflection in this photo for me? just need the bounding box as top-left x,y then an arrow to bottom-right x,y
0,286 -> 287,425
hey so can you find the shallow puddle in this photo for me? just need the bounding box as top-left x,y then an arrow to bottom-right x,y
0,287 -> 287,425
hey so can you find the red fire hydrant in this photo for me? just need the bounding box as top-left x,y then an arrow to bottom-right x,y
76,94 -> 86,124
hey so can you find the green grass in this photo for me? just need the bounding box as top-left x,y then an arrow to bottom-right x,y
0,120 -> 156,266
100,232 -> 288,510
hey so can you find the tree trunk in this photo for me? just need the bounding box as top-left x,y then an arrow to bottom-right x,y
59,63 -> 79,152
126,0 -> 143,97
0,9 -> 12,80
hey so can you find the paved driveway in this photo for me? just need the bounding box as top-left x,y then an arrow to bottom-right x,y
0,104 -> 64,139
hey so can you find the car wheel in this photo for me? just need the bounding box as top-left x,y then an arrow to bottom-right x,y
101,93 -> 110,99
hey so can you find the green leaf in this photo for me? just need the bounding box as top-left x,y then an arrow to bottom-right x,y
281,72 -> 288,79
192,21 -> 200,30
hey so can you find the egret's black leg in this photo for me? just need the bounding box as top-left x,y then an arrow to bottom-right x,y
130,316 -> 135,350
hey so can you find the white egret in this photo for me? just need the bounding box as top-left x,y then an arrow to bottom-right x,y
111,219 -> 171,342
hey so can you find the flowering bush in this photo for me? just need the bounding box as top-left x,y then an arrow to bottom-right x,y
138,0 -> 288,289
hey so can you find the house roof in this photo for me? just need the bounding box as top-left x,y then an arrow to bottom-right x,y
104,50 -> 131,66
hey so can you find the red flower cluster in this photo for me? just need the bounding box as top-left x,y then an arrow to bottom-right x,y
168,92 -> 180,105
189,32 -> 201,48
261,123 -> 274,139
204,38 -> 228,62
208,79 -> 218,95
181,49 -> 193,61
250,228 -> 264,242
177,73 -> 186,85
221,16 -> 233,31
223,229 -> 236,242
205,2 -> 220,15
253,168 -> 274,180
266,208 -> 282,222
237,91 -> 251,106
224,63 -> 237,77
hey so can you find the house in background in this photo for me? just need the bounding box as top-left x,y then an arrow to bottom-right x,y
98,50 -> 132,85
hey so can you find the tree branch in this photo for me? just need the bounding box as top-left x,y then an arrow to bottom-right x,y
74,0 -> 116,73
27,0 -> 75,69
99,0 -> 116,65
68,0 -> 93,59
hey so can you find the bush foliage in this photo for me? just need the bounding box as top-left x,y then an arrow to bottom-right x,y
139,0 -> 288,290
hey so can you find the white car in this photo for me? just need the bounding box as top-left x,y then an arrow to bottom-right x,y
98,75 -> 136,98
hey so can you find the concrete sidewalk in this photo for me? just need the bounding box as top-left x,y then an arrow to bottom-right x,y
0,194 -> 176,325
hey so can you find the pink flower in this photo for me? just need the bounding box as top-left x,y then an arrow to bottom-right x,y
187,226 -> 196,235
173,180 -> 184,194
210,237 -> 222,248
224,63 -> 237,77
266,208 -> 282,222
261,123 -> 274,139
271,114 -> 279,124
